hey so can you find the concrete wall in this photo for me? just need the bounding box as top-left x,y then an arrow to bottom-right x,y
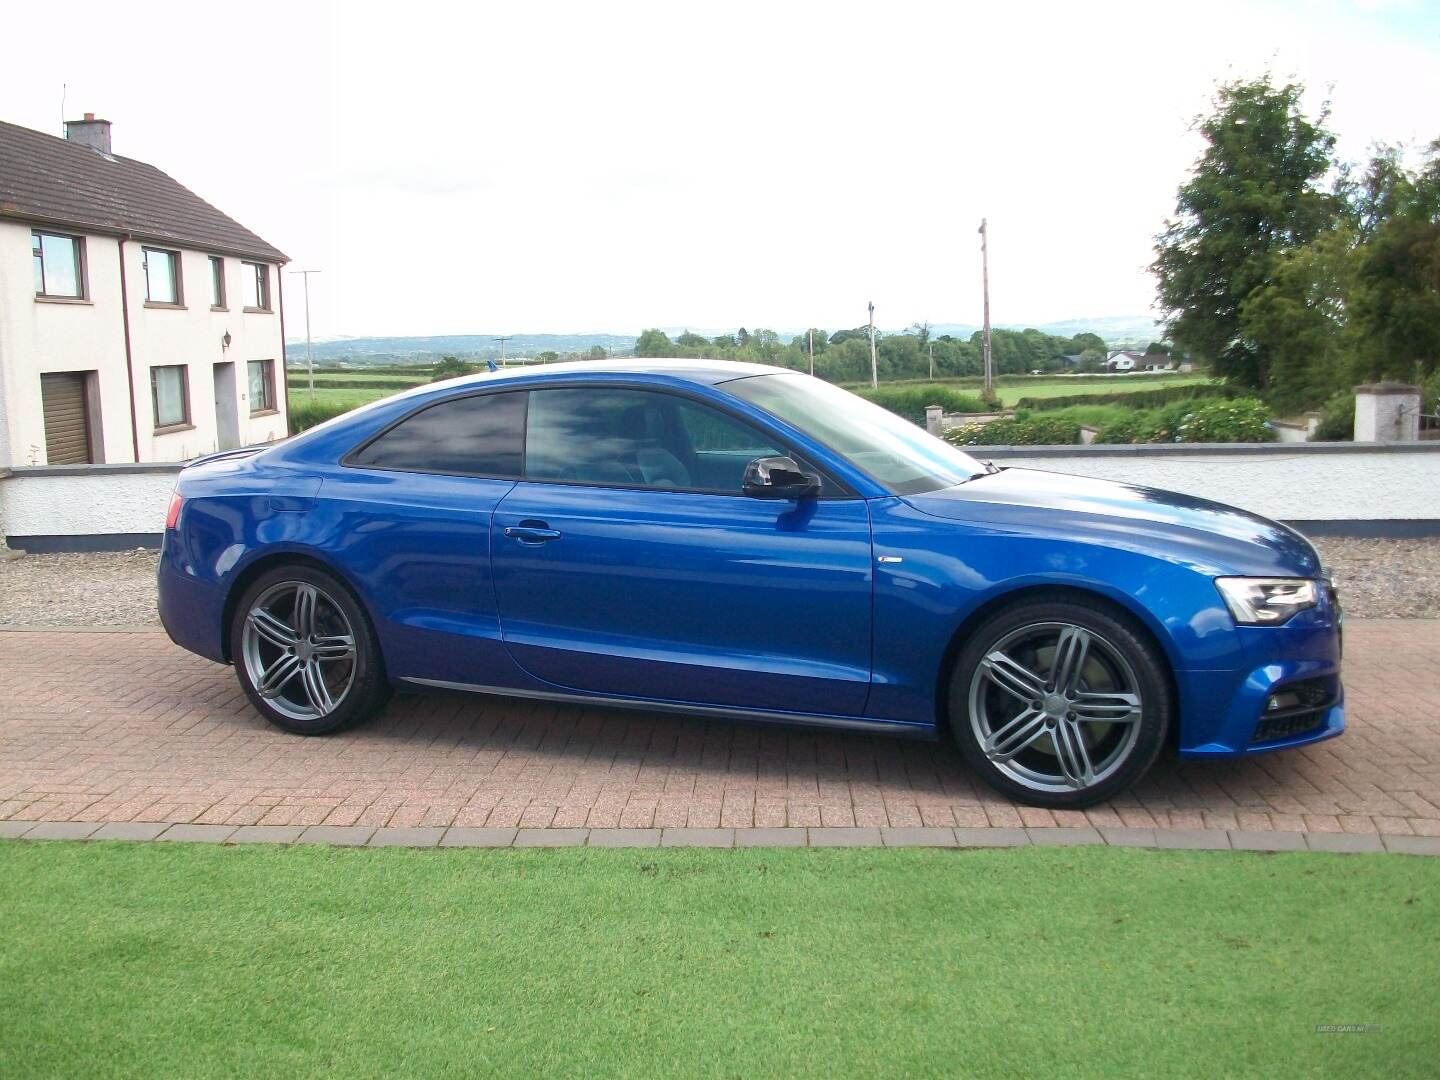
2,443 -> 1437,552
0,220 -> 287,467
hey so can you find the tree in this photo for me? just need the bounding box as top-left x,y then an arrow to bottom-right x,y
430,355 -> 472,381
1143,341 -> 1171,356
1152,75 -> 1340,389
534,350 -> 561,364
712,333 -> 737,348
586,345 -> 607,360
676,331 -> 709,349
634,328 -> 673,357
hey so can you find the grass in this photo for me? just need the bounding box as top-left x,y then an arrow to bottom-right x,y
1029,403 -> 1135,429
1,842 -> 1435,1079
993,375 -> 1212,405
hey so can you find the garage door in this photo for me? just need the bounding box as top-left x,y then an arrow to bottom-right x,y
40,372 -> 93,465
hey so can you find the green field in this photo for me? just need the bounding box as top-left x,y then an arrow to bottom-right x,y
994,375 -> 1213,405
1,841 -> 1434,1078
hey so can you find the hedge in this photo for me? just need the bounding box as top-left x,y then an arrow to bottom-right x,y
853,384 -> 987,422
1015,382 -> 1235,412
287,398 -> 359,435
1094,397 -> 1274,444
944,415 -> 1082,446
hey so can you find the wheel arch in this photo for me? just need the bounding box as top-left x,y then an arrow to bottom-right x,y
220,549 -> 372,664
931,582 -> 1181,736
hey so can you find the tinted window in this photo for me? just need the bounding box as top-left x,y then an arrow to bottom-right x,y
526,388 -> 782,492
351,391 -> 526,476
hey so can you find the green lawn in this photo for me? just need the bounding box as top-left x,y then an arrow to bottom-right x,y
995,375 -> 1213,405
1,842 -> 1434,1078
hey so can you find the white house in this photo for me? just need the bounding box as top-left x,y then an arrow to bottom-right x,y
1106,350 -> 1145,372
0,116 -> 288,467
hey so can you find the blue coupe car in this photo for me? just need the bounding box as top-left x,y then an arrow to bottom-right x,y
158,360 -> 1343,807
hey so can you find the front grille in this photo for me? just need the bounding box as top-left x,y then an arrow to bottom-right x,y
1250,676 -> 1336,745
1252,711 -> 1326,744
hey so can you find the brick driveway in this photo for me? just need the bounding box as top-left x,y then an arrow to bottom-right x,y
1,621 -> 1436,836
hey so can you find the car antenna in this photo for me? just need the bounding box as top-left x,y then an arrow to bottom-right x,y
486,359 -> 498,372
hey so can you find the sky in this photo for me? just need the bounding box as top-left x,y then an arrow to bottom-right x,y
3,0 -> 1439,341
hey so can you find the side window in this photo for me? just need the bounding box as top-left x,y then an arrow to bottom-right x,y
525,387 -> 783,492
350,391 -> 526,477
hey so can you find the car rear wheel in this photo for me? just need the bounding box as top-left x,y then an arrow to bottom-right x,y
231,564 -> 390,735
949,598 -> 1171,808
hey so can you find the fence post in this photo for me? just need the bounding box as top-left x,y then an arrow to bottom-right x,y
925,405 -> 944,435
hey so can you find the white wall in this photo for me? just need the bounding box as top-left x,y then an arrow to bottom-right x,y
983,444 -> 1440,522
0,220 -> 287,466
0,465 -> 178,539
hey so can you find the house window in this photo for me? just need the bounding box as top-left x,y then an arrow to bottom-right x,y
248,359 -> 276,413
243,262 -> 271,311
143,248 -> 181,305
151,365 -> 190,430
209,256 -> 226,308
32,231 -> 85,299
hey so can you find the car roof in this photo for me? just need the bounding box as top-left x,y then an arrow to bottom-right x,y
426,357 -> 789,390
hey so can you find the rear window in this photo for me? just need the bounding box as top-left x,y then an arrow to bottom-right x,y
349,391 -> 526,477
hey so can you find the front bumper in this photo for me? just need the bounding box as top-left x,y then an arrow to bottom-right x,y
1175,611 -> 1344,758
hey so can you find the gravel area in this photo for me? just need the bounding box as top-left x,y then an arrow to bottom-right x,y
0,538 -> 1435,626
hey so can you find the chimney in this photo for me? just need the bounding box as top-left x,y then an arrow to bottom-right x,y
65,113 -> 112,156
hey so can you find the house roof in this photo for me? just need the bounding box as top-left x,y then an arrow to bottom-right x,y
0,120 -> 286,262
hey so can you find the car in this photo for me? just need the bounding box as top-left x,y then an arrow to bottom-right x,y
157,359 -> 1343,808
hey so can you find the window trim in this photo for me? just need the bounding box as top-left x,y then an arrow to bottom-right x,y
209,255 -> 227,310
150,364 -> 192,433
341,382 -> 855,498
32,230 -> 88,300
242,261 -> 272,313
247,358 -> 277,416
141,246 -> 184,307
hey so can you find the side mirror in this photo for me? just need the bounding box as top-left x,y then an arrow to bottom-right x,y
742,456 -> 820,500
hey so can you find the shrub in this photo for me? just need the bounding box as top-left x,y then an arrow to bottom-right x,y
287,398 -> 358,434
1173,398 -> 1274,443
943,415 -> 1081,446
1016,382 -> 1235,411
1311,392 -> 1355,442
853,384 -> 987,423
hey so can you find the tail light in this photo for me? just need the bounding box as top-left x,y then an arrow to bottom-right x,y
165,492 -> 183,530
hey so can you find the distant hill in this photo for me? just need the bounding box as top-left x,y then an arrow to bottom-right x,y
287,315 -> 1164,365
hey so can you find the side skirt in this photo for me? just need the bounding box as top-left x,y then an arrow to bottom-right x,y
398,677 -> 934,739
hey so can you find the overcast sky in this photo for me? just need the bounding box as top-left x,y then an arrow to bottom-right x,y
4,1 -> 1438,340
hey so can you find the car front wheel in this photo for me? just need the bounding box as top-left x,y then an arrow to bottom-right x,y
231,564 -> 390,735
949,598 -> 1171,808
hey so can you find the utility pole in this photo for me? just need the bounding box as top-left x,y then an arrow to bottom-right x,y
493,336 -> 511,365
289,269 -> 322,395
928,341 -> 934,381
867,301 -> 878,389
808,328 -> 815,377
979,219 -> 993,399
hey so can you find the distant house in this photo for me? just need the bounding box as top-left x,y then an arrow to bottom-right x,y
1142,356 -> 1176,372
0,116 -> 288,467
1060,353 -> 1085,368
1106,351 -> 1145,372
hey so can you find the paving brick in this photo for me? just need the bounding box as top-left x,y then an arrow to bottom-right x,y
1027,827 -> 1104,846
21,821 -> 101,840
1305,831 -> 1385,854
228,825 -> 306,845
1381,834 -> 1440,857
157,824 -> 237,843
514,828 -> 589,848
660,828 -> 734,848
734,827 -> 809,847
90,822 -> 170,841
1154,828 -> 1232,850
440,828 -> 518,848
586,829 -> 661,848
297,826 -> 376,847
881,827 -> 958,847
368,827 -> 444,848
1229,830 -> 1307,852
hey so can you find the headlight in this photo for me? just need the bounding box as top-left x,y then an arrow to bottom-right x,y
1215,578 -> 1318,625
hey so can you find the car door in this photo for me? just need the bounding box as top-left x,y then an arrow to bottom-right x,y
490,385 -> 874,716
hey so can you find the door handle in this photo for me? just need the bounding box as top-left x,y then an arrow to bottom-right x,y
504,524 -> 562,544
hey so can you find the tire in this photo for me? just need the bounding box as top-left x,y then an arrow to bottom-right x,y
948,596 -> 1171,809
230,563 -> 390,735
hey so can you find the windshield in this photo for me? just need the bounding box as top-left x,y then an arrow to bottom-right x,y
725,373 -> 985,495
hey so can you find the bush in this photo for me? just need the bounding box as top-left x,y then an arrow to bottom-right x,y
287,398 -> 358,434
943,415 -> 1081,446
1094,397 -> 1274,444
1312,392 -> 1355,442
853,384 -> 987,423
1015,383 -> 1235,412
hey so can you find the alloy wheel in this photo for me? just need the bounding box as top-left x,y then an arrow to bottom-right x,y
967,621 -> 1144,794
240,581 -> 357,722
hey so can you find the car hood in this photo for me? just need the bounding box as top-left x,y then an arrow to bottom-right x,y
904,467 -> 1321,578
